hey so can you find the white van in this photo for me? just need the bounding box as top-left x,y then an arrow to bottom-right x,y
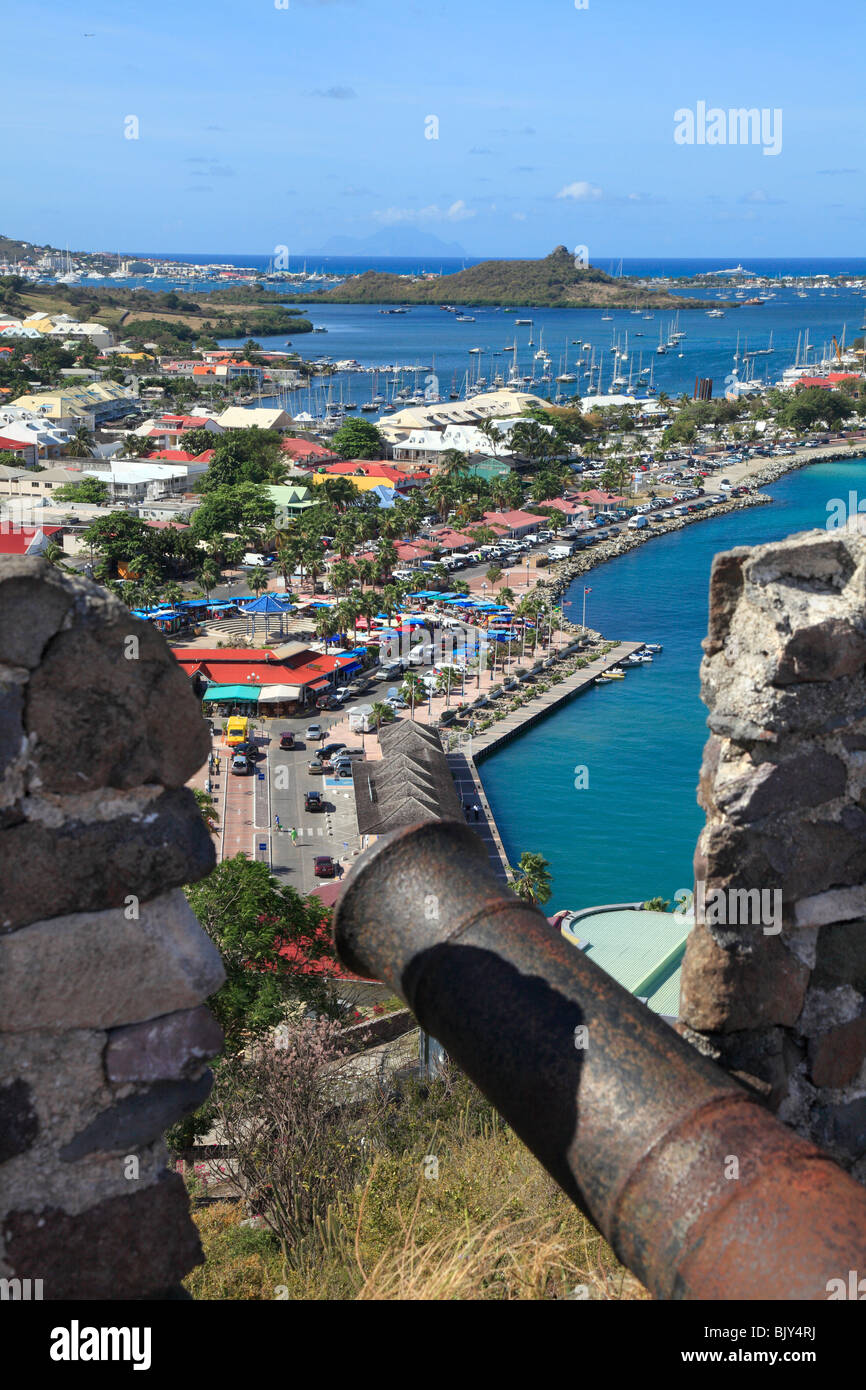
627,515 -> 648,531
548,544 -> 574,559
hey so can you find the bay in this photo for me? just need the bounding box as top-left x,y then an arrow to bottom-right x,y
477,458 -> 866,913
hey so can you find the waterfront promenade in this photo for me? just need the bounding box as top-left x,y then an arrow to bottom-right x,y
459,642 -> 644,761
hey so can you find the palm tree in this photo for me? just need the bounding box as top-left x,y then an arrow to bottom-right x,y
66,425 -> 94,459
314,609 -> 340,648
329,559 -> 355,596
336,596 -> 361,645
161,581 -> 185,610
498,587 -> 515,607
41,540 -> 71,570
248,567 -> 271,598
477,418 -> 503,456
439,448 -> 470,480
354,557 -> 377,590
197,561 -> 221,604
194,789 -> 220,833
510,851 -> 552,906
370,701 -> 395,732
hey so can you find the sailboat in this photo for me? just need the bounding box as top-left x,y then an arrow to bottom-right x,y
656,325 -> 667,355
556,338 -> 576,383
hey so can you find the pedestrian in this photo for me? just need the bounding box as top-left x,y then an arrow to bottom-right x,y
274,814 -> 281,832
464,803 -> 470,821
291,827 -> 298,845
473,803 -> 481,822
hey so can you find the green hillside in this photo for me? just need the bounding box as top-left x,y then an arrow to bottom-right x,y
310,245 -> 717,309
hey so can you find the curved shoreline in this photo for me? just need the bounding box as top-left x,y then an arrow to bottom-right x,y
535,439 -> 866,604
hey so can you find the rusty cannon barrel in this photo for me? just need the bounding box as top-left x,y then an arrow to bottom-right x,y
333,820 -> 866,1301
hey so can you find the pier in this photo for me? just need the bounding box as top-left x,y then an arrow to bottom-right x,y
443,642 -> 645,880
461,641 -> 644,761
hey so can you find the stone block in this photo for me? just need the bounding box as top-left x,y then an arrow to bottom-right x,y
0,1080 -> 39,1161
679,922 -> 809,1033
0,557 -> 73,668
0,889 -> 225,1031
60,1073 -> 213,1161
0,788 -> 215,932
809,1016 -> 866,1089
813,919 -> 866,992
1,1172 -> 203,1299
104,1006 -> 224,1082
27,621 -> 209,794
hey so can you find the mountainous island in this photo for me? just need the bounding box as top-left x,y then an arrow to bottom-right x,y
309,245 -> 720,309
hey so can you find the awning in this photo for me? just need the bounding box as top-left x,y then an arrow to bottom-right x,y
202,684 -> 261,702
257,684 -> 303,702
308,679 -> 330,692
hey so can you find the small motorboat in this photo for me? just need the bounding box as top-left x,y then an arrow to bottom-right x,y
643,643 -> 663,653
605,668 -> 626,679
594,675 -> 614,685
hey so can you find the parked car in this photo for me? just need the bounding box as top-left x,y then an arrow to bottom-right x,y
314,855 -> 337,878
305,791 -> 324,812
230,754 -> 250,775
316,743 -> 346,763
307,760 -> 326,774
278,731 -> 295,750
305,723 -> 323,740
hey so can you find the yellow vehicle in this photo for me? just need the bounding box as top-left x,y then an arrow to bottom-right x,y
225,716 -> 250,747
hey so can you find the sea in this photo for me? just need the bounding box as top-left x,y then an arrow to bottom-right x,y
80,253 -> 866,413
478,458 -> 866,912
85,252 -> 866,906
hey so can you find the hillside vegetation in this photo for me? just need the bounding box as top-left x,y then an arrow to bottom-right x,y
311,245 -> 716,309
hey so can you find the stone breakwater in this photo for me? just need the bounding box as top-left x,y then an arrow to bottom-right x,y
538,494 -> 772,606
534,441 -> 866,606
0,556 -> 224,1299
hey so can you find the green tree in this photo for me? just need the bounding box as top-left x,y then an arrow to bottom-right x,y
330,418 -> 385,460
190,483 -> 276,542
510,851 -> 552,907
184,855 -> 333,1048
194,789 -> 220,833
65,425 -> 95,459
369,700 -> 395,731
52,477 -> 110,505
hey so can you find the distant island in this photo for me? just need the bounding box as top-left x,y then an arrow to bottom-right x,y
308,245 -> 720,310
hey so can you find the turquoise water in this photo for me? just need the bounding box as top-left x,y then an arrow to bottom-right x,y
478,458 -> 866,912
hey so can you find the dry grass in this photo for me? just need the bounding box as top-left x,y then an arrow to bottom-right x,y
186,1122 -> 648,1302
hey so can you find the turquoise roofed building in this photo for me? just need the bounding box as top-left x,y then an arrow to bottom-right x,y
556,905 -> 692,1020
266,483 -> 316,516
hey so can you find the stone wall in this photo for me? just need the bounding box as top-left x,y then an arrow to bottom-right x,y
0,557 -> 225,1298
680,530 -> 866,1179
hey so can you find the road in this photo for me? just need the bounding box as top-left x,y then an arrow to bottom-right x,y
213,713 -> 365,893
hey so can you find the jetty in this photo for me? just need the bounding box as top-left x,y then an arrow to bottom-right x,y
463,641 -> 644,761
441,642 -> 645,881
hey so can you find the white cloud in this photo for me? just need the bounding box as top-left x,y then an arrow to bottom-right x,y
372,200 -> 476,225
556,181 -> 603,201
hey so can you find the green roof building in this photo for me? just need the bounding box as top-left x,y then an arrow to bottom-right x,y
266,483 -> 315,516
559,906 -> 691,1019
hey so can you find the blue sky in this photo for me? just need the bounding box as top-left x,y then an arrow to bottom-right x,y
3,0 -> 863,256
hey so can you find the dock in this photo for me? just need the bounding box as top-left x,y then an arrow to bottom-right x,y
461,642 -> 645,762
442,642 -> 645,882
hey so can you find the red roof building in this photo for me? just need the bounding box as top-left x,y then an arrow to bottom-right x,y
481,508 -> 546,535
0,524 -> 62,556
280,438 -> 339,464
